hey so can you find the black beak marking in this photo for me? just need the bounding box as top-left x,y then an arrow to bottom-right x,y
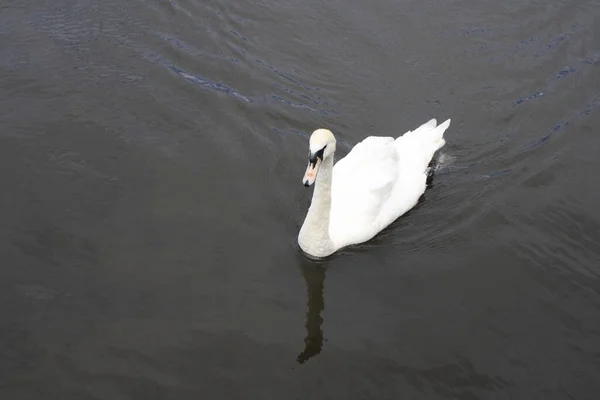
308,145 -> 326,167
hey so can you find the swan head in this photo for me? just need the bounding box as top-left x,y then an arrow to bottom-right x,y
303,129 -> 336,187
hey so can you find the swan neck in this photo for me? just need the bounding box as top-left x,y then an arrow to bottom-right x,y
313,156 -> 333,211
298,156 -> 335,257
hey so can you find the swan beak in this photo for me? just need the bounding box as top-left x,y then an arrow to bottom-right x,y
302,158 -> 321,187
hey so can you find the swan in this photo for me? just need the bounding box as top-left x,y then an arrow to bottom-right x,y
298,118 -> 451,258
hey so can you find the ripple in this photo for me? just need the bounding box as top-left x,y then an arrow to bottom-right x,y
556,66 -> 576,79
580,97 -> 600,116
485,168 -> 513,179
513,52 -> 595,107
168,65 -> 252,102
522,96 -> 600,150
546,33 -> 569,49
255,59 -> 319,92
514,91 -> 545,106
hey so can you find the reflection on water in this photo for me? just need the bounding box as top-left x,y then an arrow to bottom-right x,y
297,260 -> 326,364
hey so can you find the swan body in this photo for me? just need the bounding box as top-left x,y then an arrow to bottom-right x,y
298,118 -> 451,258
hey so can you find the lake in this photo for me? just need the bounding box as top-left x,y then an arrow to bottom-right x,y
1,0 -> 600,398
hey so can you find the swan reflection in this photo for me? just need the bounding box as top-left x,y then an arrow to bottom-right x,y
297,261 -> 326,364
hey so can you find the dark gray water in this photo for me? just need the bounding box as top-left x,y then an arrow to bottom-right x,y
2,0 -> 600,398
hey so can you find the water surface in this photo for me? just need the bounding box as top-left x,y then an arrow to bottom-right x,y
1,0 -> 600,398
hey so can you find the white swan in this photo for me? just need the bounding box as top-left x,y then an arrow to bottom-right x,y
298,118 -> 451,258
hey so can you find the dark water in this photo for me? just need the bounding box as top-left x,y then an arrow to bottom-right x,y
2,0 -> 600,398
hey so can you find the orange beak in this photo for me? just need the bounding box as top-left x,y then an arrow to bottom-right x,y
302,158 -> 321,187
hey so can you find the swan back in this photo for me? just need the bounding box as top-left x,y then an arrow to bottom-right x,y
329,118 -> 451,248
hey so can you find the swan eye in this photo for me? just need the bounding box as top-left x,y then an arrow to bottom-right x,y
309,145 -> 327,167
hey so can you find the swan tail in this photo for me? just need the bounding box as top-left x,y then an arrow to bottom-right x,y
400,118 -> 451,151
430,118 -> 451,152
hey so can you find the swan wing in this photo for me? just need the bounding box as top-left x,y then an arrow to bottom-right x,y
329,136 -> 399,245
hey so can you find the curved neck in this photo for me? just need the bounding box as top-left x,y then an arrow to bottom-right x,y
298,156 -> 335,257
